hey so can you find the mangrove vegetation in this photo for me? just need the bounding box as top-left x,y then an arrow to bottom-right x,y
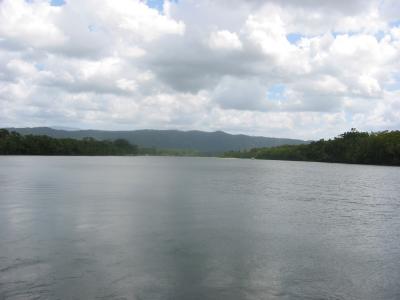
223,129 -> 400,166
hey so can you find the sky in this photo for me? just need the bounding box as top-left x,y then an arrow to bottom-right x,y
0,0 -> 399,139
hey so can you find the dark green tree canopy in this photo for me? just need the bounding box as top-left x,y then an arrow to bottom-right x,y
223,130 -> 400,166
0,129 -> 138,156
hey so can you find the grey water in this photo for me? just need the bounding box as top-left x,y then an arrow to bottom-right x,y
0,156 -> 399,300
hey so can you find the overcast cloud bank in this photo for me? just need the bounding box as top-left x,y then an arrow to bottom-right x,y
0,0 -> 399,139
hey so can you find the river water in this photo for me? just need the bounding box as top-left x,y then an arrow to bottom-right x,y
0,156 -> 399,299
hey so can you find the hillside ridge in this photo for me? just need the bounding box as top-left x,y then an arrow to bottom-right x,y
7,127 -> 307,154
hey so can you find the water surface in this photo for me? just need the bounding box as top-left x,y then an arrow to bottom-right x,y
0,156 -> 399,299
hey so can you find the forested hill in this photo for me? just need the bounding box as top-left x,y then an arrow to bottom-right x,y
0,129 -> 138,156
223,130 -> 400,166
7,127 -> 307,155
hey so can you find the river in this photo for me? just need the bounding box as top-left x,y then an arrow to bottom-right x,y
0,156 -> 399,299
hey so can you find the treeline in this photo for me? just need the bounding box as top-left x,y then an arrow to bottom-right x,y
138,147 -> 201,156
0,129 -> 138,155
223,130 -> 400,166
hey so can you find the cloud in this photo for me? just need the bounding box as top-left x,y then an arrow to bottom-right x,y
209,30 -> 242,50
212,77 -> 271,111
0,0 -> 66,50
0,0 -> 399,139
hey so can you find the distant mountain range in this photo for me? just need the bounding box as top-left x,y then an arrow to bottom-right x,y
7,127 -> 308,154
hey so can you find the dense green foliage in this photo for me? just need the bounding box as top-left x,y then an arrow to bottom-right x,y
4,128 -> 399,163
223,130 -> 400,166
0,129 -> 138,155
137,147 -> 201,156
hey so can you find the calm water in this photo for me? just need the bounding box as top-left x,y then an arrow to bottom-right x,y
0,157 -> 399,300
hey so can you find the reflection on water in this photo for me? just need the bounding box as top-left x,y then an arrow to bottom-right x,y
0,156 -> 400,299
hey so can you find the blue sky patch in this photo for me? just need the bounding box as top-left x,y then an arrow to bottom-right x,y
332,31 -> 359,38
267,84 -> 286,101
35,63 -> 45,71
146,0 -> 179,13
389,20 -> 400,27
146,0 -> 164,12
88,25 -> 97,32
50,0 -> 66,6
286,33 -> 303,44
386,73 -> 400,91
375,30 -> 385,41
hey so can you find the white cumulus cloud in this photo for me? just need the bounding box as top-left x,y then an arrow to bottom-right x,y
0,0 -> 399,139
